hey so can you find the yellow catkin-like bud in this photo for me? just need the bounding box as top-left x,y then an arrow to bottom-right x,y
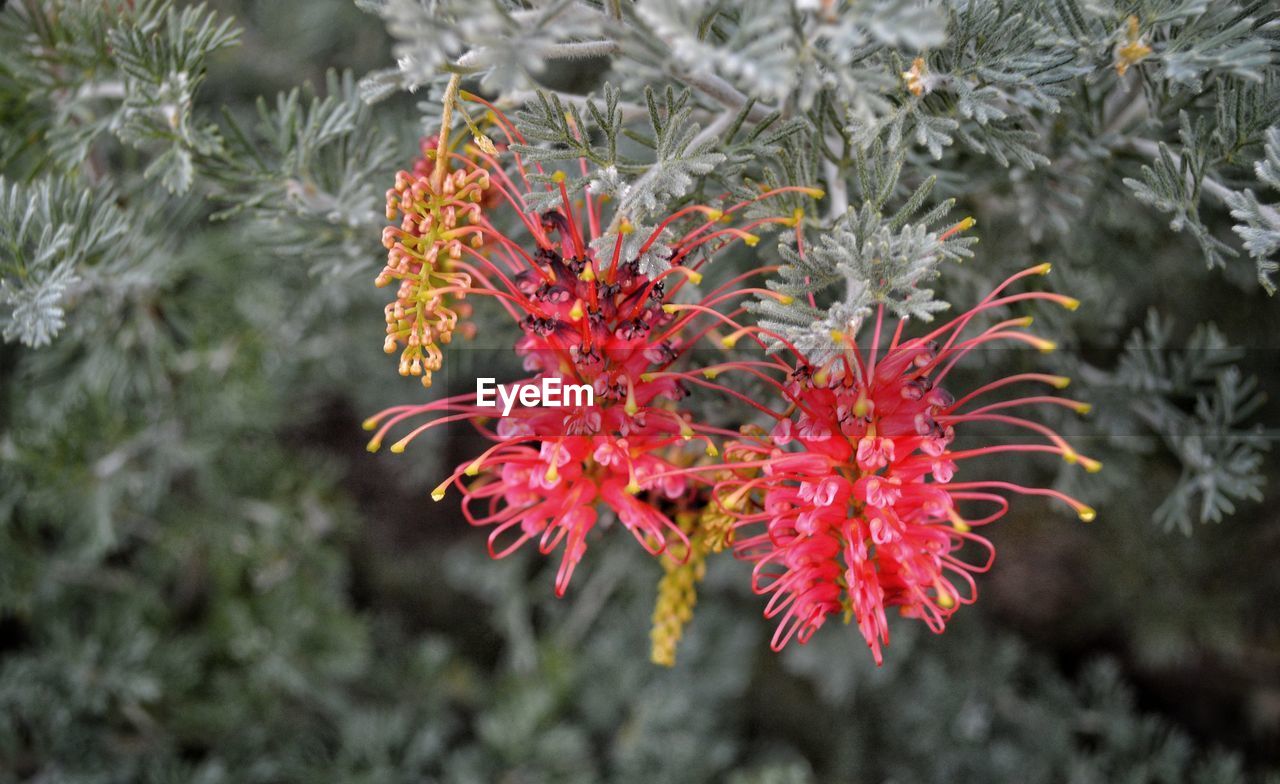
649,546 -> 705,667
650,512 -> 707,666
699,502 -> 737,555
649,501 -> 743,667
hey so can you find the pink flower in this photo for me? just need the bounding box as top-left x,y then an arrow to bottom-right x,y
718,264 -> 1098,663
856,436 -> 895,471
364,95 -> 818,595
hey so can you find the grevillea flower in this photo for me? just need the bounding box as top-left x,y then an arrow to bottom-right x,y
364,92 -> 820,596
378,134 -> 491,387
688,264 -> 1098,663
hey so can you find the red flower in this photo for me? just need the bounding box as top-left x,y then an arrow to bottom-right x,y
710,264 -> 1098,663
365,96 -> 818,595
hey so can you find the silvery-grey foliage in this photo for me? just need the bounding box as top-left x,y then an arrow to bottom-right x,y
613,87 -> 724,221
1124,113 -> 1238,272
108,4 -> 240,193
0,177 -> 131,346
355,0 -> 1280,297
1224,126 -> 1280,294
356,0 -> 606,100
212,71 -> 397,278
753,190 -> 975,360
1098,312 -> 1269,534
349,0 -> 1278,535
0,1 -> 238,191
513,86 -> 723,236
588,225 -> 674,278
0,265 -> 79,347
0,1 -> 239,346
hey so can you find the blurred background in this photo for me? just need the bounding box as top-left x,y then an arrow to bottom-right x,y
2,1 -> 1279,782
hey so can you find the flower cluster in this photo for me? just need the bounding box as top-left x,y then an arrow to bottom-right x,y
445,226 -> 705,596
378,135 -> 490,387
709,265 -> 1098,662
365,95 -> 809,599
367,96 -> 1098,666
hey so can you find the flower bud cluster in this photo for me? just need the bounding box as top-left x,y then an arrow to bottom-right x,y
378,142 -> 490,387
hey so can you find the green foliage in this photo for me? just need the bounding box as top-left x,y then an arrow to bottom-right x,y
1089,311 -> 1269,534
213,70 -> 398,277
1124,114 -> 1239,273
0,0 -> 238,184
1225,125 -> 1280,293
754,153 -> 974,356
0,176 -> 133,345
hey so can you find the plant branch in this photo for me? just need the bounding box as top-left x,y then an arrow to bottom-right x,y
1129,137 -> 1236,203
674,67 -> 776,123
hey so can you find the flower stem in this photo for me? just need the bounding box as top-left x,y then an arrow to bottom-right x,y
433,73 -> 463,192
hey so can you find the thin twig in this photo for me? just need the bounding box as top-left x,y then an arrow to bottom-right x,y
688,107 -> 738,153
432,73 -> 462,191
822,158 -> 849,223
676,68 -> 776,124
498,89 -> 660,123
1129,137 -> 1236,203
